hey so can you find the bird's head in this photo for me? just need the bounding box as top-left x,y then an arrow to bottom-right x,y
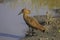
18,8 -> 30,15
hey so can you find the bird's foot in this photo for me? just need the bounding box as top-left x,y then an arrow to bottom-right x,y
25,34 -> 32,37
25,32 -> 37,37
31,32 -> 37,36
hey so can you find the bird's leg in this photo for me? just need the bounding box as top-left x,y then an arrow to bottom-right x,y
26,27 -> 32,37
31,27 -> 36,36
29,27 -> 35,36
26,27 -> 36,37
29,27 -> 32,33
31,28 -> 34,36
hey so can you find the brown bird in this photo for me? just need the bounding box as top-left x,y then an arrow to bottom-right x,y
18,8 -> 46,36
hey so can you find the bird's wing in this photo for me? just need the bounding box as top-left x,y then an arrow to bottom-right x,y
24,16 -> 45,31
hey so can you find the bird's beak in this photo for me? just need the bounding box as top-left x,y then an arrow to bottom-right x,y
18,11 -> 22,15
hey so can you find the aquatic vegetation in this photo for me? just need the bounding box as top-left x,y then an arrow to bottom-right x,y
1,0 -> 60,9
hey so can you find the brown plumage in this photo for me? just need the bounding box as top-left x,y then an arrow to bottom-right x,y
18,8 -> 46,36
24,15 -> 45,32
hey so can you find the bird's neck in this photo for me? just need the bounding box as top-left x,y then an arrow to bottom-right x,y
23,13 -> 29,17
